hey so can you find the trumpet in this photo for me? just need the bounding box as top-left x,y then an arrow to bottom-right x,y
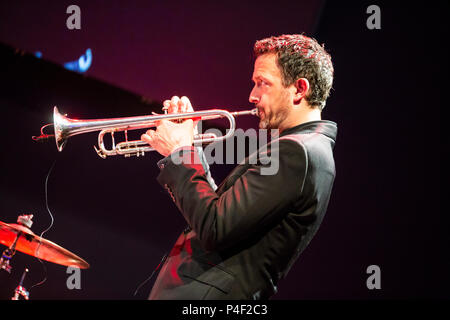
39,106 -> 257,158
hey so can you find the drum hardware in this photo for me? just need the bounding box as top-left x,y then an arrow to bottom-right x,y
0,215 -> 34,273
11,268 -> 30,300
1,214 -> 89,271
1,214 -> 90,300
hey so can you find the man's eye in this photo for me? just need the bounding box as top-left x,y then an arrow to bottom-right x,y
253,79 -> 268,87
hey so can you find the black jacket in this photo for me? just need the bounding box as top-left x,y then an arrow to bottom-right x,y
149,120 -> 337,299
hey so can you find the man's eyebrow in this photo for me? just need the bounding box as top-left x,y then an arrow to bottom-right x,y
252,75 -> 267,82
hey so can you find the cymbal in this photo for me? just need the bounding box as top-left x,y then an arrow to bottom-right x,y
0,221 -> 89,269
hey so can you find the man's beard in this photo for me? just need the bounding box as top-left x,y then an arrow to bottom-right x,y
258,104 -> 290,130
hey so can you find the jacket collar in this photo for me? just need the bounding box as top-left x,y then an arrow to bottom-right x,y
279,120 -> 338,142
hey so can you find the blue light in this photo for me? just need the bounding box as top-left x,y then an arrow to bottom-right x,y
63,48 -> 92,73
34,51 -> 42,58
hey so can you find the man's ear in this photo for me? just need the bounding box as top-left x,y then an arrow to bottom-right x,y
293,78 -> 310,105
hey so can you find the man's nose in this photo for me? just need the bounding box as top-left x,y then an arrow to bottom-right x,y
249,88 -> 259,104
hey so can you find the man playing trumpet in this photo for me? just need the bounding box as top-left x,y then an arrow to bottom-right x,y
141,34 -> 337,300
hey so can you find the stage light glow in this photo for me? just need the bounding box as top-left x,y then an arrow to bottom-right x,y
63,48 -> 92,73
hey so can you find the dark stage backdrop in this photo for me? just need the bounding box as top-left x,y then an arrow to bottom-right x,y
0,1 -> 448,300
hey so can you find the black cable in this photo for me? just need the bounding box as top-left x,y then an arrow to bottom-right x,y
133,252 -> 168,297
29,158 -> 57,291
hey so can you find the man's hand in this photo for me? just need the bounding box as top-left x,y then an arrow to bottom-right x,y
141,96 -> 196,157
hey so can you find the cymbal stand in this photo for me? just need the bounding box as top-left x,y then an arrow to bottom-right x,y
0,232 -> 20,273
11,268 -> 30,300
0,215 -> 32,273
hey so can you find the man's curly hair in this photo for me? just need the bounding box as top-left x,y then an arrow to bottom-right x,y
254,34 -> 333,110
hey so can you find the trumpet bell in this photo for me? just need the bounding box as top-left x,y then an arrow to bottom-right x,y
53,106 -> 69,152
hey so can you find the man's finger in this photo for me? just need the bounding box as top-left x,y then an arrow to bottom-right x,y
170,96 -> 180,113
162,100 -> 171,113
141,133 -> 152,144
180,96 -> 192,113
178,96 -> 187,113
